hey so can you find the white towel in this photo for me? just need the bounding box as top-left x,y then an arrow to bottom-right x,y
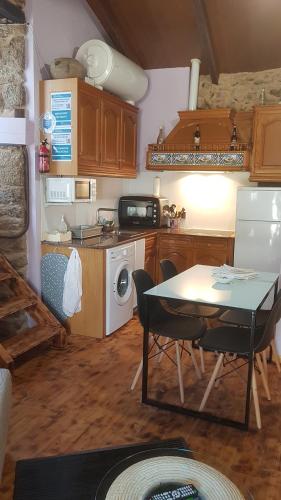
212,264 -> 258,280
62,249 -> 82,317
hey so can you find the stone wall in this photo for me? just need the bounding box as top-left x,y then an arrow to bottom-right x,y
0,6 -> 27,336
0,20 -> 27,277
0,24 -> 25,116
198,67 -> 281,111
0,146 -> 27,274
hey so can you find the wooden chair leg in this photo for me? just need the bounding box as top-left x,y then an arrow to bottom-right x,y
130,358 -> 143,390
271,339 -> 281,373
199,353 -> 224,412
199,346 -> 205,373
252,366 -> 262,430
214,360 -> 224,388
130,334 -> 154,390
188,341 -> 201,380
175,341 -> 184,404
262,349 -> 268,379
256,353 -> 271,401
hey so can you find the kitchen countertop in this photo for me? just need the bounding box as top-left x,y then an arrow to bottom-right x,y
42,227 -> 234,250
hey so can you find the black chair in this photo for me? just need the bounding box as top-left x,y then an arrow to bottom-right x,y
160,259 -> 222,319
160,259 -> 223,373
198,292 -> 281,429
131,269 -> 206,404
219,291 -> 281,374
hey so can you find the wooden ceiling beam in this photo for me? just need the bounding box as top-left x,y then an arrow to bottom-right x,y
86,0 -> 143,66
0,0 -> 25,23
193,0 -> 219,84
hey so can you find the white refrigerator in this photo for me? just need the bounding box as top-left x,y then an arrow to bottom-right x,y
234,187 -> 281,352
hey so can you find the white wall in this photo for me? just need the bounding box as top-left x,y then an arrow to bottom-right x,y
125,67 -> 252,230
25,0 -> 107,288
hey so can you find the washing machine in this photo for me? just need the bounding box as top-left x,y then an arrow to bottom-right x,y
105,242 -> 135,335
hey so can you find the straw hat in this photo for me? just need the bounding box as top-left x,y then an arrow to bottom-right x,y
97,453 -> 244,500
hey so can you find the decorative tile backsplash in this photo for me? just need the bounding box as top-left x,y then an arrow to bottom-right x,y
150,151 -> 245,167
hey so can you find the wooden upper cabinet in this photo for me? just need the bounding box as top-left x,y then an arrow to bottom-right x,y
121,107 -> 138,174
250,105 -> 281,182
78,83 -> 101,174
101,97 -> 121,173
39,78 -> 138,178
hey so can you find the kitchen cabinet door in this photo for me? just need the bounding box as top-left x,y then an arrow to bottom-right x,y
250,105 -> 281,182
157,236 -> 193,282
193,237 -> 234,266
120,107 -> 137,177
78,84 -> 101,175
144,234 -> 157,281
101,97 -> 121,174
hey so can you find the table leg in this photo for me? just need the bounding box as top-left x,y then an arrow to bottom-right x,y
142,294 -> 149,403
244,310 -> 256,429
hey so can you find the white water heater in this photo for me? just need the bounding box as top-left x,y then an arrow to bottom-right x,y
76,39 -> 148,105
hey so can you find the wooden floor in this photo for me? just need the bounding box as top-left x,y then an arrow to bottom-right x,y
1,315 -> 281,499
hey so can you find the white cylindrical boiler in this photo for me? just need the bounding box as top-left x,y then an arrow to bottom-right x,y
76,39 -> 148,105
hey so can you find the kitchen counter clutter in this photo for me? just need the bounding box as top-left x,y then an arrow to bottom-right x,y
42,227 -> 234,250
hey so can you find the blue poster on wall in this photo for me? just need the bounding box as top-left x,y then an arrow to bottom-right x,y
51,92 -> 72,161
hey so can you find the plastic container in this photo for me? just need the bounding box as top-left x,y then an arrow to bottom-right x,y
153,176 -> 161,197
76,39 -> 148,104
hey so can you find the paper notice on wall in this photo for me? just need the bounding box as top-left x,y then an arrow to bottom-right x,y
51,92 -> 72,161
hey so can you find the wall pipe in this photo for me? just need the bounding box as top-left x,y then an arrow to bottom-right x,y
188,58 -> 201,110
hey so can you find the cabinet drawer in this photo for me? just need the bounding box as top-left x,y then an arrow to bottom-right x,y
193,237 -> 228,250
158,235 -> 193,248
193,249 -> 228,267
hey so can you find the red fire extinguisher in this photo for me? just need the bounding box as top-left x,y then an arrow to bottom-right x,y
39,139 -> 50,173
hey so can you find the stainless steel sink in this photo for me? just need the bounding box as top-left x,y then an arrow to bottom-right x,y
111,230 -> 140,237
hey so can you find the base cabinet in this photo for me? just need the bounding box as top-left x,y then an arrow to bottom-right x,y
157,235 -> 193,281
41,244 -> 105,338
156,234 -> 234,282
144,234 -> 157,282
193,237 -> 233,267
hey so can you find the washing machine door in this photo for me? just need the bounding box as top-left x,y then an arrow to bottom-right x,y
113,261 -> 132,305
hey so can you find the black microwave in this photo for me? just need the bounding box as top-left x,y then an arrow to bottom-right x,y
118,196 -> 169,228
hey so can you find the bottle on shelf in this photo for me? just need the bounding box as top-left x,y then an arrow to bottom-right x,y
193,124 -> 200,151
156,126 -> 164,145
59,215 -> 68,233
230,124 -> 238,151
259,88 -> 265,106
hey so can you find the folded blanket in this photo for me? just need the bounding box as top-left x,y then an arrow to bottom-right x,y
212,264 -> 258,280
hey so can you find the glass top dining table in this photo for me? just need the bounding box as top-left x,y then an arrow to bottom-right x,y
142,265 -> 279,430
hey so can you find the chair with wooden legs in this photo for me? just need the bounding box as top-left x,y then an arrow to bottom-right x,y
198,292 -> 281,429
160,259 -> 222,373
219,294 -> 281,375
130,269 -> 206,404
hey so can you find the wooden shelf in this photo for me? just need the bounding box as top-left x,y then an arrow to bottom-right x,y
147,145 -> 250,171
146,108 -> 252,172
